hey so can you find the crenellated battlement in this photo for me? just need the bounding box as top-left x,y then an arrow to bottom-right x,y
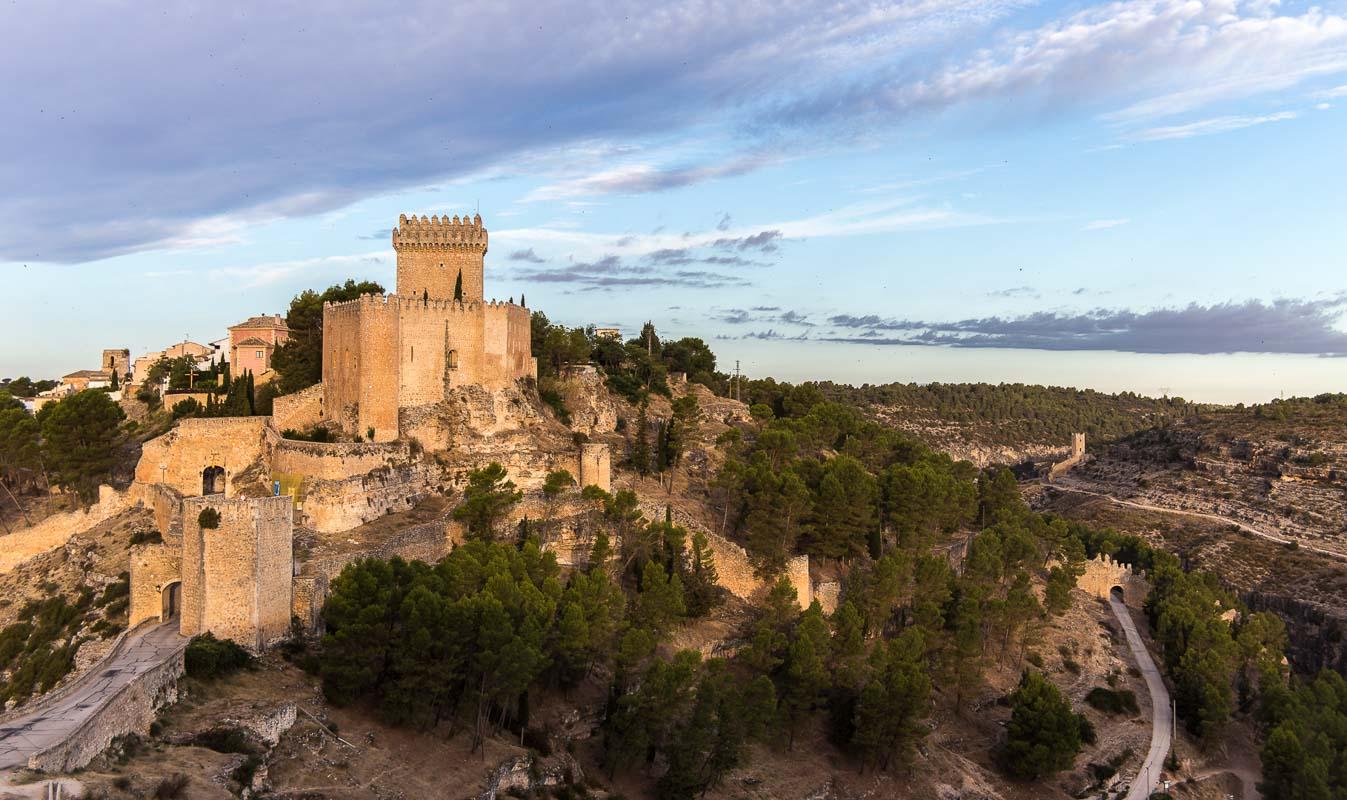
392,213 -> 488,252
323,293 -> 523,314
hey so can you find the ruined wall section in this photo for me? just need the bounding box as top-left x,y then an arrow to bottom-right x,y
273,439 -> 407,481
272,382 -> 325,433
579,443 -> 612,492
134,417 -> 272,498
0,485 -> 127,574
181,496 -> 293,651
1078,554 -> 1148,607
129,543 -> 182,628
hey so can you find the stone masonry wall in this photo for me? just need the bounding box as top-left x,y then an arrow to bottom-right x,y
272,382 -> 325,433
291,574 -> 329,634
0,485 -> 127,573
299,516 -> 450,581
129,542 -> 182,628
135,417 -> 272,498
26,642 -> 185,773
579,443 -> 612,492
181,496 -> 293,651
272,439 -> 407,481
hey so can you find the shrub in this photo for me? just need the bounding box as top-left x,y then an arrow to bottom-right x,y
194,726 -> 256,755
152,774 -> 189,799
281,426 -> 334,443
1085,687 -> 1140,715
129,529 -> 164,546
184,633 -> 252,680
197,507 -> 220,529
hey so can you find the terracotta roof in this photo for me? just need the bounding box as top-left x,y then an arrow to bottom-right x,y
62,369 -> 111,380
235,337 -> 272,347
229,315 -> 289,331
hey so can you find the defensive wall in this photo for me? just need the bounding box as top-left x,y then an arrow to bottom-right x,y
321,294 -> 533,442
0,485 -> 127,573
128,541 -> 183,628
25,637 -> 186,773
181,496 -> 293,652
135,416 -> 272,497
271,382 -> 324,432
301,515 -> 451,581
1047,432 -> 1087,482
1078,554 -> 1148,607
163,392 -> 215,415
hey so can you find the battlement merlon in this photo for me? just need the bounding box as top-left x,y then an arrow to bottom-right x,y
392,213 -> 488,252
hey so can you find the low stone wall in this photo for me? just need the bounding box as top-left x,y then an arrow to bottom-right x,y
292,574 -> 329,634
272,439 -> 407,481
300,517 -> 450,580
272,383 -> 325,433
26,642 -> 186,773
0,485 -> 127,573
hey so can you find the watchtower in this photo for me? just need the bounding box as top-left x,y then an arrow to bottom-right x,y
1071,432 -> 1086,459
392,213 -> 487,302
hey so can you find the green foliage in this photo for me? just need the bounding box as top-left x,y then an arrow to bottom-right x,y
0,595 -> 100,705
1,376 -> 58,397
271,279 -> 385,394
542,469 -> 575,499
184,634 -> 253,680
281,426 -> 334,442
1256,668 -> 1347,799
451,462 -> 523,541
1085,686 -> 1140,715
1001,671 -> 1088,780
198,507 -> 221,529
37,389 -> 126,502
319,543 -> 624,748
0,393 -> 42,489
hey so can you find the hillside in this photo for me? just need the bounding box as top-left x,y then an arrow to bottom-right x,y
812,382 -> 1202,466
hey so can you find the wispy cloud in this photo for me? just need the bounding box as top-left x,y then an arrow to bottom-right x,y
508,248 -> 546,263
987,285 -> 1039,298
526,154 -> 775,201
822,297 -> 1347,355
210,251 -> 390,290
1132,111 -> 1298,141
1083,218 -> 1130,230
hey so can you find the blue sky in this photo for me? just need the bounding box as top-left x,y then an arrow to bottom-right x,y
2,0 -> 1346,403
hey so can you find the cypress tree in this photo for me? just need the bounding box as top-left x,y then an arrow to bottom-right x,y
454,270 -> 463,301
109,370 -> 119,390
632,399 -> 651,478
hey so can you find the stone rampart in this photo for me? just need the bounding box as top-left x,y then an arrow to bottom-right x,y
129,481 -> 183,537
1078,554 -> 1148,607
272,439 -> 407,481
0,485 -> 127,574
164,392 -> 215,414
292,574 -> 329,634
300,517 -> 450,581
135,416 -> 272,498
26,640 -> 185,773
129,542 -> 183,628
272,382 -> 325,433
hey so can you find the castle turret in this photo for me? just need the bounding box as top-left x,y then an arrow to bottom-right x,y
392,213 -> 488,302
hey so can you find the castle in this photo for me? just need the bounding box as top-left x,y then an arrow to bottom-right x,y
125,214 -> 603,653
322,214 -> 534,442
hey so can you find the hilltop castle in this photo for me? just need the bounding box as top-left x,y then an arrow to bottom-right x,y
322,214 -> 534,442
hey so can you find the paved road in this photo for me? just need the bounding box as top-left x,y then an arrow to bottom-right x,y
1052,483 -> 1347,564
1110,590 -> 1172,800
0,622 -> 185,771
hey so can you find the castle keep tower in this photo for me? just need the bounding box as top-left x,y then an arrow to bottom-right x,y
393,213 -> 487,302
322,214 -> 535,442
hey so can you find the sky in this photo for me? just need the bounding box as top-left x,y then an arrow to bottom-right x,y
2,0 -> 1346,404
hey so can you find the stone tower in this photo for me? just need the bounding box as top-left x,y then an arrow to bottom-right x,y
102,348 -> 130,375
180,496 -> 293,652
1071,432 -> 1086,459
392,213 -> 487,302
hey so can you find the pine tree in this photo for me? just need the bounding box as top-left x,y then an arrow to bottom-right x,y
1001,671 -> 1087,779
632,398 -> 652,478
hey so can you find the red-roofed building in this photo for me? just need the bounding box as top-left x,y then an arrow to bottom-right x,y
228,314 -> 290,378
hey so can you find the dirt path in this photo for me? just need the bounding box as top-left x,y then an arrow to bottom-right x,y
1110,592 -> 1171,800
0,622 -> 186,771
1051,483 -> 1347,563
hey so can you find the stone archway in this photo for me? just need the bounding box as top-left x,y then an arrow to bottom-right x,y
161,581 -> 182,620
202,465 -> 225,495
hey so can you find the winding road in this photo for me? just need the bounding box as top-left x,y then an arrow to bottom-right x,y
0,622 -> 185,771
1110,588 -> 1172,800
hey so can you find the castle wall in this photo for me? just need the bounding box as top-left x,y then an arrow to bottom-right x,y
299,516 -> 450,580
129,543 -> 182,628
272,439 -> 407,481
272,382 -> 325,432
0,485 -> 128,574
321,297 -> 365,435
291,574 -> 329,634
134,417 -> 272,498
181,496 -> 293,652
